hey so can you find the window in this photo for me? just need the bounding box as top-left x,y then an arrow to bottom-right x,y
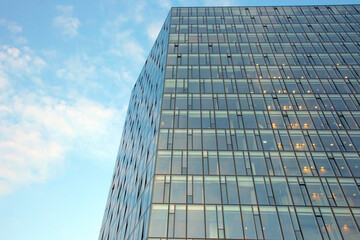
149,205 -> 168,237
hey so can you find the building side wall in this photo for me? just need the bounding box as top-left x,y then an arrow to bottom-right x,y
98,13 -> 170,240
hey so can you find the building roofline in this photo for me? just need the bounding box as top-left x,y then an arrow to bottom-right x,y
170,4 -> 360,9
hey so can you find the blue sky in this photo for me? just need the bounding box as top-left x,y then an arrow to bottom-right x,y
0,0 -> 359,239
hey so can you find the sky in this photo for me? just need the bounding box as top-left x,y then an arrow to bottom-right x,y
0,0 -> 359,239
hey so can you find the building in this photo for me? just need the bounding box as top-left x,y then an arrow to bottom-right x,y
99,5 -> 360,240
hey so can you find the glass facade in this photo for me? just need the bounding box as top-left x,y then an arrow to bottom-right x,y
100,5 -> 360,240
98,13 -> 170,240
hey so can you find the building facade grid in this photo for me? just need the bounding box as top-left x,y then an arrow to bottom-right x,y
100,5 -> 360,240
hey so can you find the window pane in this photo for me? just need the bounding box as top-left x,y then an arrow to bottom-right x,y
250,152 -> 268,175
173,129 -> 187,149
205,176 -> 221,204
259,206 -> 283,240
174,205 -> 186,237
149,204 -> 168,237
238,176 -> 257,204
156,151 -> 171,174
278,207 -> 296,240
241,206 -> 257,239
339,179 -> 360,207
188,151 -> 203,174
223,206 -> 243,239
215,111 -> 229,128
193,176 -> 204,203
219,151 -> 235,175
296,207 -> 322,240
161,111 -> 174,128
305,178 -> 328,206
205,205 -> 218,238
203,130 -> 217,150
271,177 -> 292,205
281,152 -> 301,175
170,176 -> 186,203
187,205 -> 205,238
189,111 -> 201,128
334,208 -> 360,239
320,208 -> 342,240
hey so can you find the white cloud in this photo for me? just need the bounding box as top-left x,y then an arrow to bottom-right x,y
0,19 -> 27,45
56,55 -> 97,82
7,47 -> 20,57
0,18 -> 22,33
0,92 -> 124,196
202,0 -> 238,6
146,22 -> 162,42
157,0 -> 171,9
119,67 -> 136,83
134,0 -> 146,23
0,45 -> 46,88
0,71 -> 9,90
102,19 -> 146,63
0,121 -> 64,195
0,44 -> 125,196
122,41 -> 145,63
12,36 -> 28,45
53,5 -> 81,39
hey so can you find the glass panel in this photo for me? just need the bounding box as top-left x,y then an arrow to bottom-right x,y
208,151 -> 219,174
172,151 -> 182,174
176,94 -> 187,109
312,152 -> 334,176
188,111 -> 201,128
223,206 -> 243,239
344,153 -> 360,177
333,208 -> 360,239
174,205 -> 186,238
320,207 -> 342,240
149,205 -> 168,237
243,111 -> 257,129
254,177 -> 269,205
215,111 -> 229,128
203,130 -> 217,150
288,178 -> 305,205
226,176 -> 239,204
158,129 -> 169,149
260,130 -> 277,150
187,205 -> 205,238
219,151 -> 235,175
156,151 -> 171,174
153,175 -> 165,203
170,176 -> 186,203
259,206 -> 283,240
238,176 -> 257,204
305,178 -> 328,206
188,151 -> 203,174
339,178 -> 360,207
204,176 -> 221,204
173,129 -> 187,149
161,111 -> 174,128
270,112 -> 286,129
250,152 -> 268,175
271,177 -> 292,205
327,178 -> 347,206
296,207 -> 322,240
242,206 -> 257,239
193,176 -> 204,203
319,131 -> 339,151
205,205 -> 218,238
278,207 -> 296,240
289,130 -> 308,151
281,152 -> 301,175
